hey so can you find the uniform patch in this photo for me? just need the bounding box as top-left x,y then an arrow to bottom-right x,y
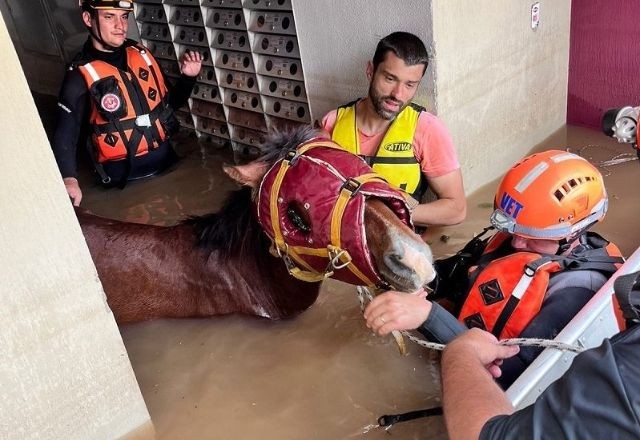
464,313 -> 487,331
479,279 -> 504,305
384,142 -> 412,152
139,67 -> 149,81
104,133 -> 118,147
148,88 -> 157,101
101,93 -> 121,113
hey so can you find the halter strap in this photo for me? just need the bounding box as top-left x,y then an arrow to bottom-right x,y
329,172 -> 386,286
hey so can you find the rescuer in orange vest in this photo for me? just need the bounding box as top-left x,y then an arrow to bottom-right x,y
364,150 -> 623,386
52,0 -> 202,205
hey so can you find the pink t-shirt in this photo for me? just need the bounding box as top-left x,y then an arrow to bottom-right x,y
321,108 -> 460,178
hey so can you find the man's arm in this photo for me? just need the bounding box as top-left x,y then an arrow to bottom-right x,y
318,109 -> 337,139
363,289 -> 466,343
52,69 -> 89,206
441,329 -> 518,440
412,168 -> 466,227
412,113 -> 466,227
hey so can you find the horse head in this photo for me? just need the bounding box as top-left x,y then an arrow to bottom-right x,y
224,126 -> 435,292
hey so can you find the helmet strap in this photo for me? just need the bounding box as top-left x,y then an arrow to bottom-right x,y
556,223 -> 594,255
556,237 -> 575,255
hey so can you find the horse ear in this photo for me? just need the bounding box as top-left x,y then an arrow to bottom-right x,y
223,162 -> 269,188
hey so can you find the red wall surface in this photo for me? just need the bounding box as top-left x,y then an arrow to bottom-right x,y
568,0 -> 640,129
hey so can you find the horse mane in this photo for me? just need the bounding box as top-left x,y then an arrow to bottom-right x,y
185,125 -> 320,259
252,124 -> 322,165
185,187 -> 264,259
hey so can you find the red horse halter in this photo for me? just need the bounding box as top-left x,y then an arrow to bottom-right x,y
256,138 -> 414,287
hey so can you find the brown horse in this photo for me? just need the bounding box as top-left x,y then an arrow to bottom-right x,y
79,127 -> 435,324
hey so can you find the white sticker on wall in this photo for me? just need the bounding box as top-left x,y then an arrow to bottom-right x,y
531,2 -> 540,30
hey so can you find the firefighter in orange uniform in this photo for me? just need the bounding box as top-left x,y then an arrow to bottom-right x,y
52,0 -> 202,205
364,150 -> 623,386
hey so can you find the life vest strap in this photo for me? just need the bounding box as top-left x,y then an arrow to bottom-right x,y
366,156 -> 420,165
92,101 -> 166,135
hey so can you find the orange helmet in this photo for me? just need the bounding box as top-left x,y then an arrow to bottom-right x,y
490,150 -> 608,241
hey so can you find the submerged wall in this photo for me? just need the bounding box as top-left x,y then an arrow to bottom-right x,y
567,0 -> 640,129
0,10 -> 151,440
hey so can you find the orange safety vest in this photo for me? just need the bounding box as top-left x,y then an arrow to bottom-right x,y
458,232 -> 624,339
76,43 -> 171,164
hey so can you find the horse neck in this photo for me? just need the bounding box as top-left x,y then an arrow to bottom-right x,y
175,187 -> 320,319
195,238 -> 322,320
82,191 -> 322,323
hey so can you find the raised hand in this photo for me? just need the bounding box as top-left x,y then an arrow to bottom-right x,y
179,50 -> 203,77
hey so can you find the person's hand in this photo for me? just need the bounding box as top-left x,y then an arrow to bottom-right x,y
443,328 -> 520,378
179,50 -> 202,77
63,177 -> 82,206
364,289 -> 432,336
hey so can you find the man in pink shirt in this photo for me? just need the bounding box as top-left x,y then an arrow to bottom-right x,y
321,32 -> 466,228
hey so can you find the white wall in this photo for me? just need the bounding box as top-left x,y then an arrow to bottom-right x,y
295,0 -> 571,193
0,10 -> 151,440
429,0 -> 571,192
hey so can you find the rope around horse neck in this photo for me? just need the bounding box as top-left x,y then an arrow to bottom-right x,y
356,286 -> 585,354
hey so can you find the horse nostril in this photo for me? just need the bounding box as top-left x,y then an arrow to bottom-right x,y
385,252 -> 404,269
383,243 -> 408,273
382,238 -> 435,289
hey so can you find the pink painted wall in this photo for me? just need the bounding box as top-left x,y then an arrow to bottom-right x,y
567,0 -> 640,129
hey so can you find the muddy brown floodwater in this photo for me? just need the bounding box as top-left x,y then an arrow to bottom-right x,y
79,126 -> 639,439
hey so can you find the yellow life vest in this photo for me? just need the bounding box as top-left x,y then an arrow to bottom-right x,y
331,100 -> 424,198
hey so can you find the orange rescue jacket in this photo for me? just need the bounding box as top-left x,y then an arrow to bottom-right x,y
458,232 -> 624,339
77,42 -> 172,164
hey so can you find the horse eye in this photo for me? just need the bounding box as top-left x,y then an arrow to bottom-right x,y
286,202 -> 311,233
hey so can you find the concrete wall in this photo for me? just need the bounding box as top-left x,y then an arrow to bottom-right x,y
296,0 -> 571,194
431,0 -> 572,193
0,0 -> 139,96
293,0 -> 436,122
567,0 -> 640,129
0,1 -> 66,95
0,10 -> 151,440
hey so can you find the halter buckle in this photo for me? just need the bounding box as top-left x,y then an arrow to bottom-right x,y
275,243 -> 298,274
282,254 -> 298,273
328,245 -> 352,270
284,150 -> 300,166
341,178 -> 362,197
